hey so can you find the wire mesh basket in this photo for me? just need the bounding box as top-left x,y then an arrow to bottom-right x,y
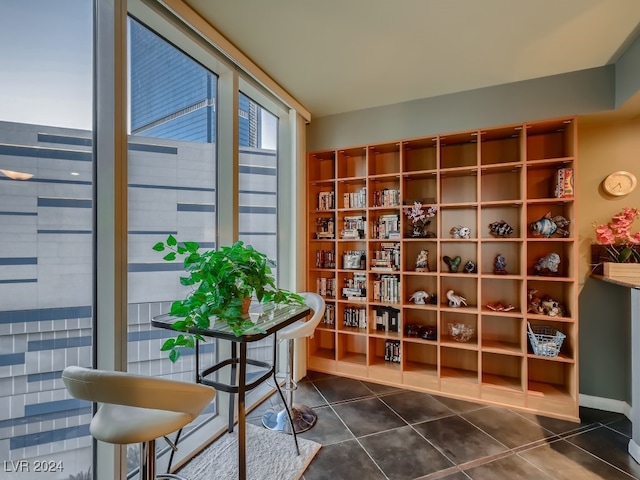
527,322 -> 566,357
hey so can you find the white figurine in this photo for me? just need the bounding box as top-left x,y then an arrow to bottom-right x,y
446,289 -> 467,308
409,290 -> 430,304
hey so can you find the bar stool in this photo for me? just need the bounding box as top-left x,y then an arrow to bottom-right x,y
62,366 -> 216,480
262,292 -> 326,434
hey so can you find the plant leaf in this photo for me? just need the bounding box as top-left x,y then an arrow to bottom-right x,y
167,234 -> 177,246
152,242 -> 165,251
172,320 -> 188,331
163,252 -> 177,261
169,349 -> 180,363
618,247 -> 633,263
184,241 -> 200,253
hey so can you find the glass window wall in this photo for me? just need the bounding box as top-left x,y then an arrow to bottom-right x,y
127,18 -> 218,476
0,1 -> 94,478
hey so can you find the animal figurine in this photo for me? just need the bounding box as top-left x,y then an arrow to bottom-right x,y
494,253 -> 507,275
527,289 -> 565,317
415,249 -> 429,272
409,290 -> 430,304
540,297 -> 565,317
527,289 -> 543,314
488,220 -> 514,237
464,260 -> 477,274
443,255 -> 462,273
450,226 -> 471,239
446,289 -> 467,308
534,253 -> 561,276
530,212 -> 570,238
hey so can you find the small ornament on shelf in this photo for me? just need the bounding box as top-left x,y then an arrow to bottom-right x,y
493,253 -> 508,275
403,201 -> 437,238
415,249 -> 429,272
450,225 -> 471,239
409,290 -> 430,304
534,253 -> 561,276
488,220 -> 514,237
448,323 -> 474,342
446,289 -> 467,308
443,255 -> 462,273
463,260 -> 477,274
527,289 -> 565,317
530,212 -> 570,238
486,302 -> 515,312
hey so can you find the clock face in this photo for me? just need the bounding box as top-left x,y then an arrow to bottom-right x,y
603,171 -> 637,196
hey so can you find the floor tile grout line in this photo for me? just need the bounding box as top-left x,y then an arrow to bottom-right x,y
309,377 -> 477,480
562,427 -> 640,479
326,404 -> 391,479
304,375 -> 639,480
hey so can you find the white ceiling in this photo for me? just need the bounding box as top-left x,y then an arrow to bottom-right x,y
183,0 -> 640,120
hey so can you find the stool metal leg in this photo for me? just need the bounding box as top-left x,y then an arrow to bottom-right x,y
138,438 -> 189,480
262,338 -> 318,434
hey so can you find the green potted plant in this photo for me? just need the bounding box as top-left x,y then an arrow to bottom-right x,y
153,235 -> 303,362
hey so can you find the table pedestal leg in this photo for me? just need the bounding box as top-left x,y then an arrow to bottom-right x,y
239,342 -> 247,480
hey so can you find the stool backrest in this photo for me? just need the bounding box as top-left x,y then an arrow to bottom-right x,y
62,366 -> 215,418
279,292 -> 326,341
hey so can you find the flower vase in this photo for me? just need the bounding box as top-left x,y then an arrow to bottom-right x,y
412,225 -> 423,238
603,262 -> 640,279
591,244 -> 640,276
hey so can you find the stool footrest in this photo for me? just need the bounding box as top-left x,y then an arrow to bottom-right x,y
262,404 -> 318,434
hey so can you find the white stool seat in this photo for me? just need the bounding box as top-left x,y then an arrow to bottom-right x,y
62,366 -> 215,480
90,404 -> 194,445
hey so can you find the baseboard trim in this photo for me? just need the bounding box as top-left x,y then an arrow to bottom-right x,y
579,393 -> 631,419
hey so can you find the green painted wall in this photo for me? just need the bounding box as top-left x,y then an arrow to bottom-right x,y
306,34 -> 640,404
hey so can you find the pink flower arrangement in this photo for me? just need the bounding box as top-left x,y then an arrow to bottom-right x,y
594,207 -> 640,262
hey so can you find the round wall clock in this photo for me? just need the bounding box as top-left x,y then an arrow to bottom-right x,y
603,170 -> 637,196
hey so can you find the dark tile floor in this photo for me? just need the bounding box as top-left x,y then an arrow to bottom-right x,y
247,371 -> 640,480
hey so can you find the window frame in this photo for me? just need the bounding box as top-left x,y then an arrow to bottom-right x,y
94,0 -> 306,477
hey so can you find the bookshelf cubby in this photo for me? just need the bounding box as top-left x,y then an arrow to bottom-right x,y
307,117 -> 578,421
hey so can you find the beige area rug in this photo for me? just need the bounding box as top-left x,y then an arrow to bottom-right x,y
178,423 -> 321,480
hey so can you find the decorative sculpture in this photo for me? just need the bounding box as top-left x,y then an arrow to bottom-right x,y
415,249 -> 429,272
530,212 -> 570,238
493,253 -> 507,275
488,220 -> 515,237
409,290 -> 430,304
534,252 -> 561,276
446,289 -> 467,308
527,288 -> 565,317
463,260 -> 477,273
486,302 -> 515,312
450,225 -> 471,239
443,255 -> 462,273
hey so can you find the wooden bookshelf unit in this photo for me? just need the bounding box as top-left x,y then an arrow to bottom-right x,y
306,118 -> 579,421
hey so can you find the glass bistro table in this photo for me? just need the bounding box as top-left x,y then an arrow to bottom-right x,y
152,301 -> 311,480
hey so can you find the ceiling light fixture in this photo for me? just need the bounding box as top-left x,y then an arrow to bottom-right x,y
0,169 -> 33,181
